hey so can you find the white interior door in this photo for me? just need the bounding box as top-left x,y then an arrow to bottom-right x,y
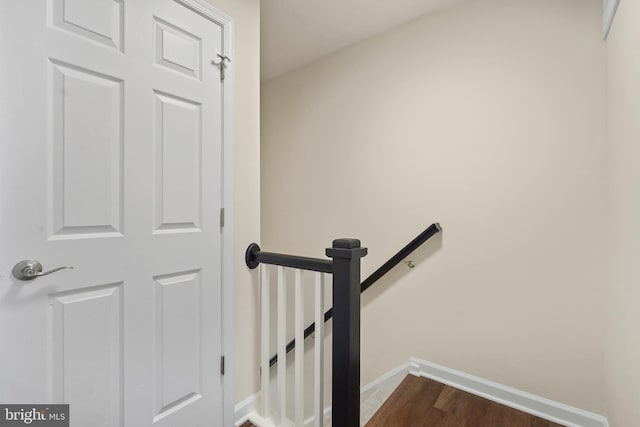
0,1 -> 228,426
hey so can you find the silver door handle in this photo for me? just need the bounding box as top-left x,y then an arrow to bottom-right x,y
12,260 -> 74,281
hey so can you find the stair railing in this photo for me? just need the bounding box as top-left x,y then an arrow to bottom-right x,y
268,223 -> 442,367
246,238 -> 367,427
245,223 -> 442,427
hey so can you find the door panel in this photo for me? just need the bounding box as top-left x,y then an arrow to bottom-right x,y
153,271 -> 202,421
154,91 -> 202,233
49,60 -> 124,238
49,283 -> 124,426
154,17 -> 202,79
0,0 -> 226,426
50,0 -> 124,51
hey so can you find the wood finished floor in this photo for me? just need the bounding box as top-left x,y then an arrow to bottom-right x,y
239,375 -> 564,427
366,375 -> 564,427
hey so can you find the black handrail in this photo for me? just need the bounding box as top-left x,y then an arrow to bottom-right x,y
246,238 -> 367,427
245,244 -> 333,273
269,222 -> 441,367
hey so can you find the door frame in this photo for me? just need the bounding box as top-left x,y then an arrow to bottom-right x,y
174,1 -> 235,425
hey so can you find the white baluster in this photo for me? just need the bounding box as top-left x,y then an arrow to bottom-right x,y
260,264 -> 270,420
277,266 -> 287,425
314,272 -> 325,427
295,269 -> 304,426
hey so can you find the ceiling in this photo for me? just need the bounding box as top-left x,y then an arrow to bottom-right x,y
261,0 -> 466,81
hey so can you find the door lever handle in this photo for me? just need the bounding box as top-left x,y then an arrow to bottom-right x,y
12,260 -> 74,281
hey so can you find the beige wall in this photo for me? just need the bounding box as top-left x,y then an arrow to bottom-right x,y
204,0 -> 261,404
604,0 -> 640,425
262,0 -> 607,413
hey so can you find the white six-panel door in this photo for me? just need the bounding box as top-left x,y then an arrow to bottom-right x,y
0,1 -> 228,426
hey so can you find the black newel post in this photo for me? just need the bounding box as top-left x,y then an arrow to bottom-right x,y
326,238 -> 368,427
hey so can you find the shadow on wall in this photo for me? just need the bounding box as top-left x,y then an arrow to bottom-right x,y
361,230 -> 443,309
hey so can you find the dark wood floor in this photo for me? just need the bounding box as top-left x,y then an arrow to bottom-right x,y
366,375 -> 564,427
240,375 -> 563,426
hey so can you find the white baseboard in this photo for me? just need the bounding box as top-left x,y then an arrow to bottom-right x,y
409,357 -> 609,427
236,357 -> 610,427
360,361 -> 413,425
234,392 -> 259,426
234,391 -> 326,427
234,392 -> 278,427
361,361 -> 412,402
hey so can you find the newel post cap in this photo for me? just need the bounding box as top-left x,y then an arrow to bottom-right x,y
326,238 -> 368,259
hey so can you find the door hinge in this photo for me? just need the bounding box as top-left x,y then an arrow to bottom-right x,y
220,207 -> 225,228
220,355 -> 225,375
213,54 -> 231,81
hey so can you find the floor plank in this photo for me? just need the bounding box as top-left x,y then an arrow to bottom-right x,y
366,374 -> 444,426
366,375 -> 565,427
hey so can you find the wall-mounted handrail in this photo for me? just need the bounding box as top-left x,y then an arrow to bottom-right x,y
268,222 -> 441,367
360,222 -> 441,292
